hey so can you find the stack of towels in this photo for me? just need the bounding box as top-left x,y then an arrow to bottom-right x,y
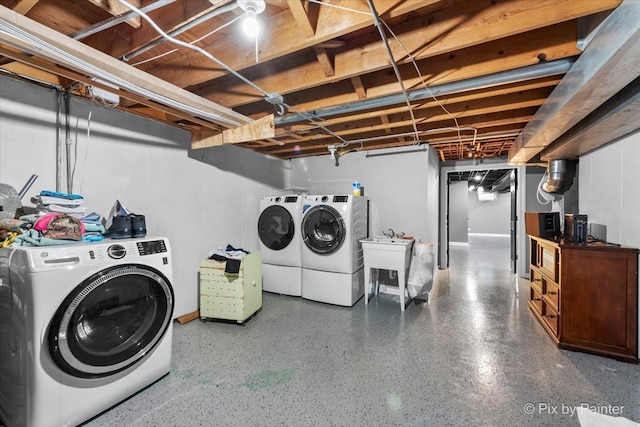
33,190 -> 87,217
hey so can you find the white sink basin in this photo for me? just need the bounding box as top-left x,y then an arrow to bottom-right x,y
360,237 -> 415,310
360,237 -> 414,268
370,236 -> 415,245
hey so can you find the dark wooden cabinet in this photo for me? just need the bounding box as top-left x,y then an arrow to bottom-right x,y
528,236 -> 639,364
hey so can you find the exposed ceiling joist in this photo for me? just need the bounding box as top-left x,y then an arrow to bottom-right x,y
509,0 -> 640,164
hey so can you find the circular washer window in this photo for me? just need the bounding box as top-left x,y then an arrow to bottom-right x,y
258,205 -> 295,250
301,205 -> 345,255
48,264 -> 174,378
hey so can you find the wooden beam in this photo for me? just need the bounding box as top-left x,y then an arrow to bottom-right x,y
287,0 -> 315,38
0,6 -> 252,129
191,114 -> 275,149
191,130 -> 223,149
82,0 -> 222,62
0,44 -> 224,131
222,114 -> 274,144
314,47 -> 334,77
350,75 -> 366,99
147,0 -> 440,87
11,0 -> 38,15
87,0 -> 141,28
199,19 -> 580,109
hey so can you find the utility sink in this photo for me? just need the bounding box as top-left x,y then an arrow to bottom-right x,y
360,237 -> 415,311
370,236 -> 415,245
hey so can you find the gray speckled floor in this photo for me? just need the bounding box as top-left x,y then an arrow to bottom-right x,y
85,235 -> 639,427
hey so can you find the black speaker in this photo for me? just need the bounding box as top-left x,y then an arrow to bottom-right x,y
564,214 -> 588,244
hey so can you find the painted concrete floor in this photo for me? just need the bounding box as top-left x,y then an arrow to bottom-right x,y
86,235 -> 639,427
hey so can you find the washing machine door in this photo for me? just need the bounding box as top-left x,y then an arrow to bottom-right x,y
48,264 -> 174,378
301,205 -> 345,255
258,205 -> 295,250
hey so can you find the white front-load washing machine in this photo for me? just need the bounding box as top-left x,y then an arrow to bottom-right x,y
0,237 -> 174,427
258,195 -> 303,296
301,195 -> 368,306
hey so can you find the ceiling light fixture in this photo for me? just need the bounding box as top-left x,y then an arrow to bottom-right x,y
238,0 -> 265,38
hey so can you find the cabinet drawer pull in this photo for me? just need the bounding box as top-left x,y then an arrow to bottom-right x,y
547,291 -> 557,295
545,313 -> 556,319
531,297 -> 542,301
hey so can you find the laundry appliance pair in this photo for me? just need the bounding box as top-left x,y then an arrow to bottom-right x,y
258,194 -> 368,306
0,237 -> 174,427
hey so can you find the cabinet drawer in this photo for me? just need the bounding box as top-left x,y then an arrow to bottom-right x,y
530,268 -> 543,295
544,280 -> 560,312
530,288 -> 543,315
543,305 -> 559,337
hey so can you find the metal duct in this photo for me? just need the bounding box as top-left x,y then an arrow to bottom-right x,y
275,58 -> 576,126
542,159 -> 566,193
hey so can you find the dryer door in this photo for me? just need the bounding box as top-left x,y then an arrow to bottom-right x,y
258,205 -> 295,250
48,264 -> 174,378
302,205 -> 346,255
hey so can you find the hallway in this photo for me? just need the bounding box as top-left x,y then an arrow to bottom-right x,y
86,235 -> 639,426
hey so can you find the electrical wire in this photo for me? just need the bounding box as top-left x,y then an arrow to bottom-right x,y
378,19 -> 467,154
131,14 -> 244,67
366,0 -> 420,144
307,0 -> 372,16
118,0 -> 350,147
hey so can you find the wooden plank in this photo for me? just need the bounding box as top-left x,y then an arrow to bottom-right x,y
177,310 -> 200,324
350,75 -> 366,99
87,0 -> 141,28
222,114 -> 274,144
12,0 -> 38,15
148,0 -> 441,87
0,44 -> 225,131
191,130 -> 223,149
198,19 -> 580,109
191,114 -> 275,149
82,0 -> 220,58
314,47 -> 334,77
287,0 -> 315,38
0,6 -> 252,128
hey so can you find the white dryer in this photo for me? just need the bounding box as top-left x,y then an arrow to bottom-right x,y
258,195 -> 303,296
301,195 -> 368,306
0,237 -> 174,427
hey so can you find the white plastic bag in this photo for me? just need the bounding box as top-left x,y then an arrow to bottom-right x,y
407,242 -> 435,299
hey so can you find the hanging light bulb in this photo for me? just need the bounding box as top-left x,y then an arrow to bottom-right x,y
242,10 -> 259,38
238,0 -> 265,39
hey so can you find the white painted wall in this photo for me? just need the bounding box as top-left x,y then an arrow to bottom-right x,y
0,76 -> 290,318
290,146 -> 439,249
578,129 -> 640,351
448,181 -> 469,243
468,191 -> 510,235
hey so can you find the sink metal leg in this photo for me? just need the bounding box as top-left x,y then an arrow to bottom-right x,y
398,268 -> 406,311
364,267 -> 370,305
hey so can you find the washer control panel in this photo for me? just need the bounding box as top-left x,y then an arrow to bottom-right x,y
137,239 -> 167,256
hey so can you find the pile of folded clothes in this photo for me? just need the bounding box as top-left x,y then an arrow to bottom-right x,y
0,190 -> 107,247
32,190 -> 87,217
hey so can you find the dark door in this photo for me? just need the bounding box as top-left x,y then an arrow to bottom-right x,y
510,169 -> 518,273
258,205 -> 295,250
301,205 -> 345,255
48,265 -> 174,378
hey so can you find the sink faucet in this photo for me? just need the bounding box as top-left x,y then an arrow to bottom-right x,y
382,228 -> 395,238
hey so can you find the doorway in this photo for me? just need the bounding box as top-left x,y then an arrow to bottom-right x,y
442,167 -> 517,273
